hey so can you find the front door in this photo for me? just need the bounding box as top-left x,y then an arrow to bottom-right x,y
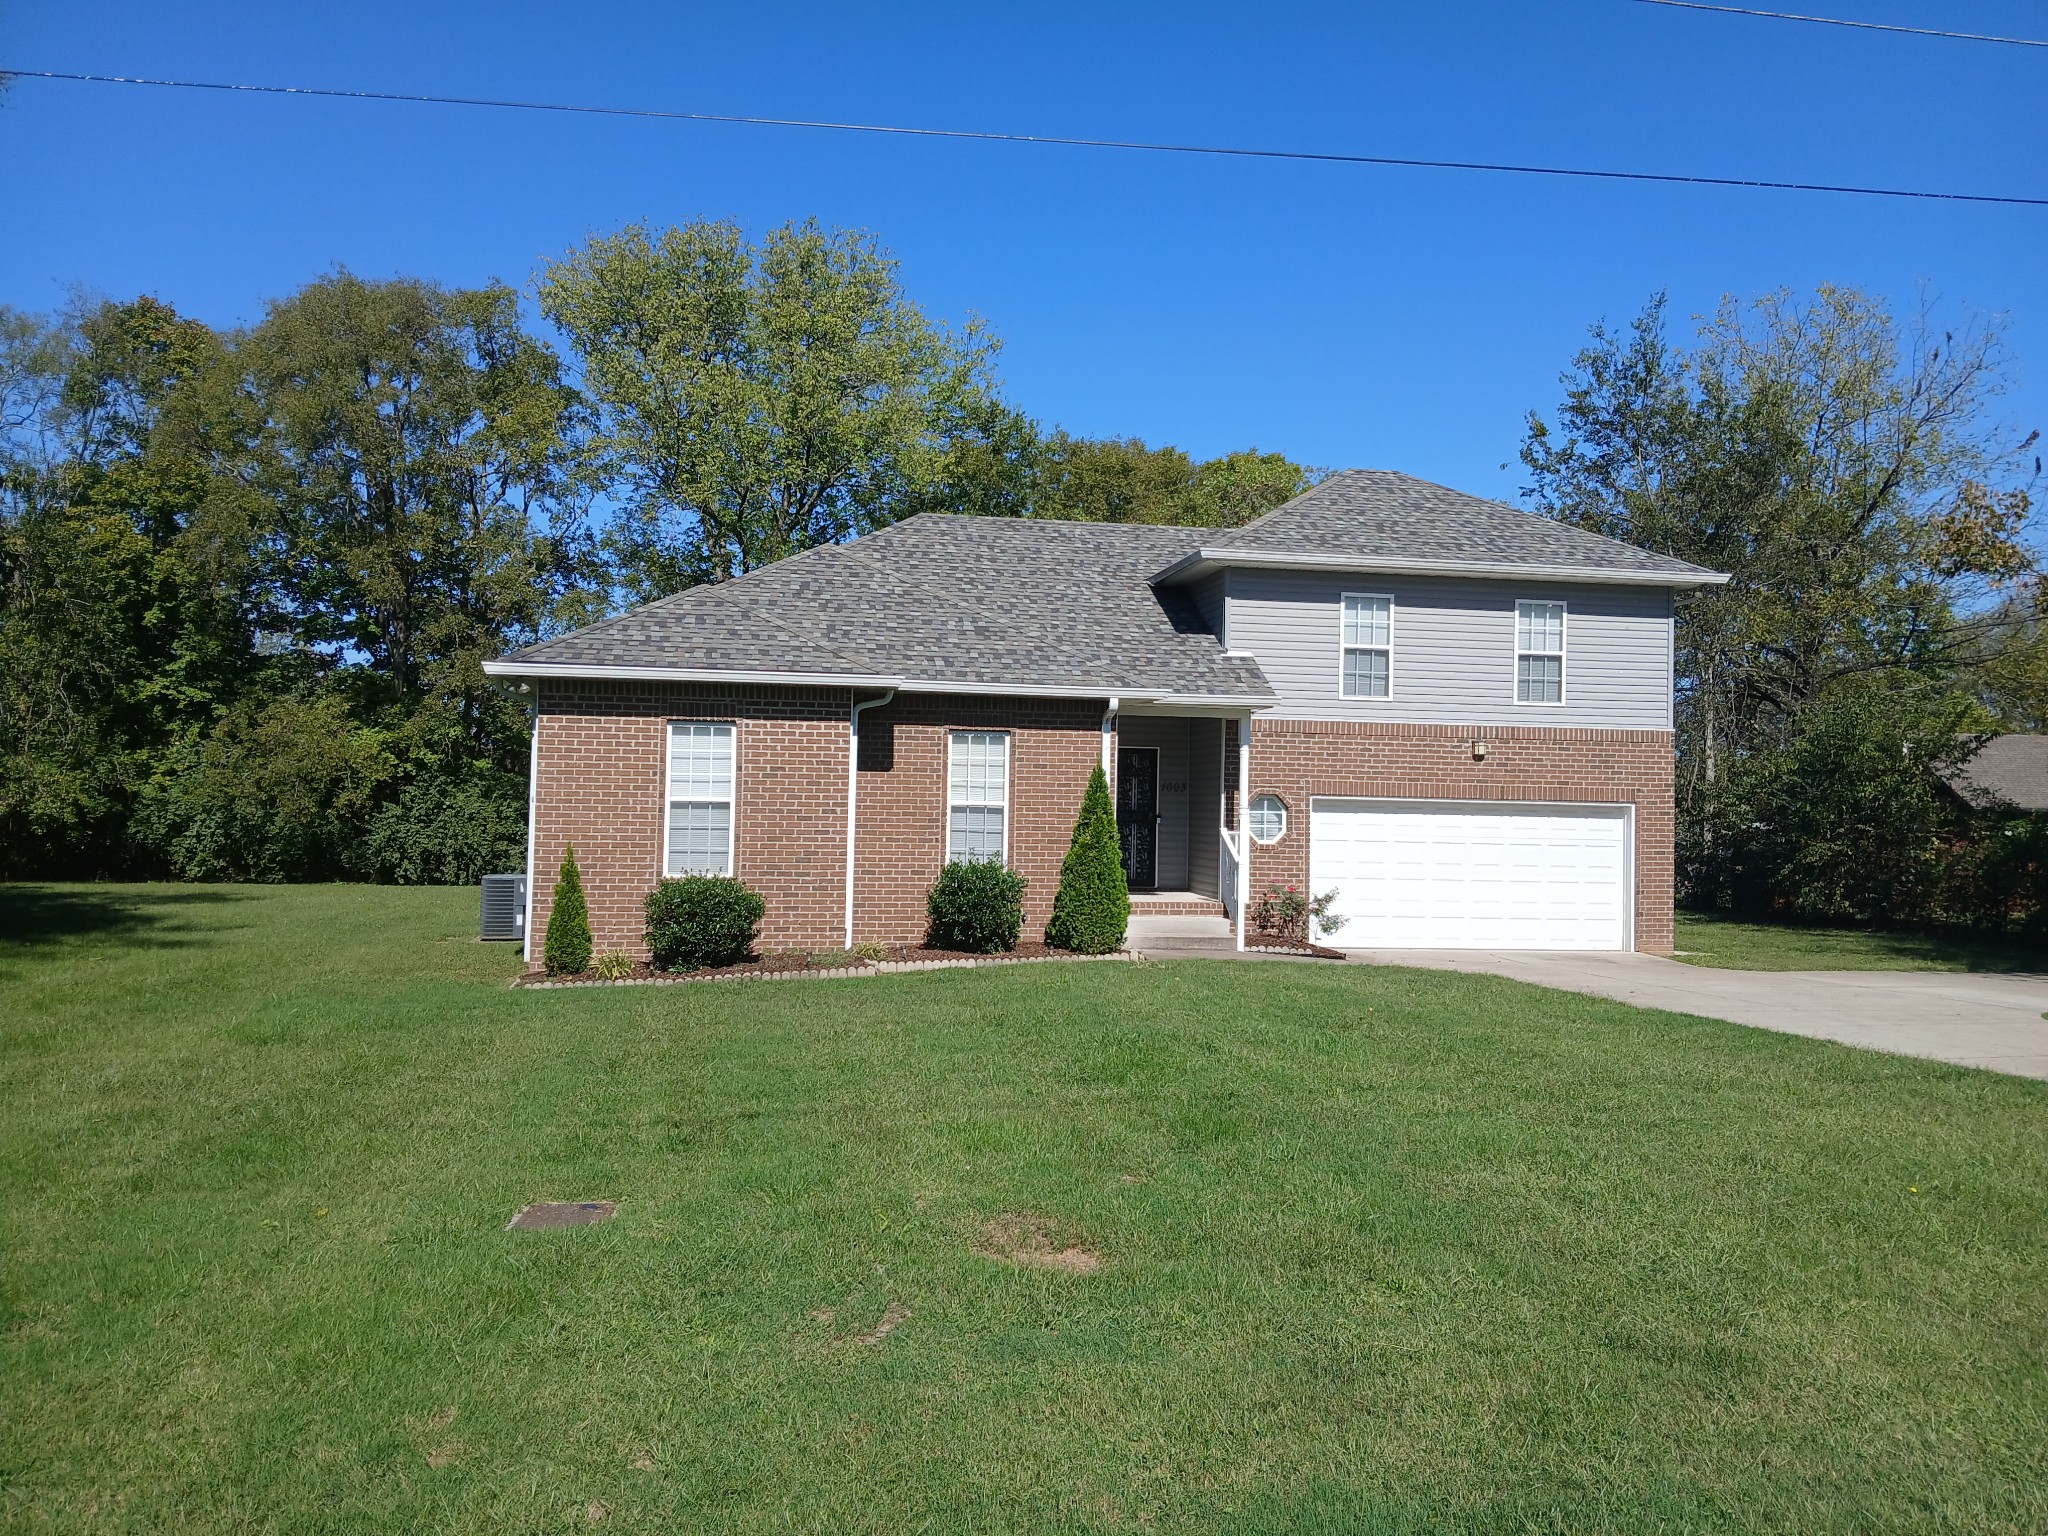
1117,748 -> 1158,890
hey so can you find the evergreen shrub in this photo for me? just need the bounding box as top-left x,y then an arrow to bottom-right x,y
1045,764 -> 1129,953
645,874 -> 765,970
926,858 -> 1027,952
542,843 -> 593,975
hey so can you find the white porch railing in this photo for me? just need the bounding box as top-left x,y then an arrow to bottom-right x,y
1219,827 -> 1240,922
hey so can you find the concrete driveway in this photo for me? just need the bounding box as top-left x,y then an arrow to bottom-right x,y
1344,949 -> 2048,1080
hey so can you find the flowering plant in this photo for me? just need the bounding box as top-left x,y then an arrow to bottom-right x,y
1251,882 -> 1346,943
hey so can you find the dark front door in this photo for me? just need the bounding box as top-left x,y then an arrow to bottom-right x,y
1117,748 -> 1158,890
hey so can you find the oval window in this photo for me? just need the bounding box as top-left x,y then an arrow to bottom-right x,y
1249,794 -> 1287,844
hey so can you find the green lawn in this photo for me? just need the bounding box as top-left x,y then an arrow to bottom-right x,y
3,886 -> 2045,1534
1673,910 -> 2043,972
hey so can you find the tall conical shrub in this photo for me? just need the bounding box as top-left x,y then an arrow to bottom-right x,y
543,842 -> 593,975
1046,763 -> 1129,953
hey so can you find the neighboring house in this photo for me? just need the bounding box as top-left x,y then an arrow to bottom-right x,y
1939,734 -> 2048,813
483,469 -> 1726,960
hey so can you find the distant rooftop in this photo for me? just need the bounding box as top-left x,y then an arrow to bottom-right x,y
1941,734 -> 2048,813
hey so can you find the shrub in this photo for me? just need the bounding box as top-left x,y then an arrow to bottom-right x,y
1045,763 -> 1128,953
926,857 -> 1026,953
645,874 -> 765,970
1251,882 -> 1345,946
359,766 -> 526,885
543,844 -> 593,975
592,951 -> 634,981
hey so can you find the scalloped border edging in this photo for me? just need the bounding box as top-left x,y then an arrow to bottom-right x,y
515,950 -> 1139,989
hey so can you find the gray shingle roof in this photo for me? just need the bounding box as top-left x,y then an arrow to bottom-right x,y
495,515 -> 1272,702
1204,468 -> 1722,581
1940,735 -> 2048,813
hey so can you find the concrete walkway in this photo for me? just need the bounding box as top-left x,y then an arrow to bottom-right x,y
1343,950 -> 2048,1081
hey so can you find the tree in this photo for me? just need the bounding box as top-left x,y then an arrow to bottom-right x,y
1522,287 -> 2041,921
1045,763 -> 1129,953
1030,434 -> 1318,527
543,843 -> 593,975
539,219 -> 1034,597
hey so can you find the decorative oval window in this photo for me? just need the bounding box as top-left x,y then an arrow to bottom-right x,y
1249,793 -> 1288,844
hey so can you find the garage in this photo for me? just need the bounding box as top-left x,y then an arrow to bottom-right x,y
1307,798 -> 1632,950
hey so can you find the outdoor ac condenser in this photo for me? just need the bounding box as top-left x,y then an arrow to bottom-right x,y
480,873 -> 528,942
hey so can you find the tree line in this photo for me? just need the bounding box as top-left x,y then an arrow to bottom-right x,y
3,221 -> 2041,932
0,220 -> 1318,885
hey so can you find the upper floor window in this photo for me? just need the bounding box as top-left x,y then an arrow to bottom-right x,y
1516,601 -> 1565,704
1341,593 -> 1392,698
666,721 -> 735,874
947,730 -> 1010,862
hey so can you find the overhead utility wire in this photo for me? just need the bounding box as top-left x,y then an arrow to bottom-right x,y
1629,0 -> 2048,47
3,67 -> 2045,208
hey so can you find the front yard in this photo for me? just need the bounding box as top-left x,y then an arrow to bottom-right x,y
3,884 -> 2044,1533
1673,910 -> 2042,972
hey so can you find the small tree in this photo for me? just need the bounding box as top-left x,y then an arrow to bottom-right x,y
542,843 -> 592,975
1046,764 -> 1128,953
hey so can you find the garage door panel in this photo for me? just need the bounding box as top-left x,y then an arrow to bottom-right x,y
1308,799 -> 1629,950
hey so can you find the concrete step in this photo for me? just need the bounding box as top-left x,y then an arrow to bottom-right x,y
1127,912 -> 1234,942
1128,892 -> 1228,918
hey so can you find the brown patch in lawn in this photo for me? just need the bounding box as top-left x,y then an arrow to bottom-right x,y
805,1299 -> 911,1351
974,1214 -> 1103,1274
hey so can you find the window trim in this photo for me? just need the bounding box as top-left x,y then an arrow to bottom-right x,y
1249,793 -> 1288,845
946,728 -> 1013,865
1338,591 -> 1395,700
1514,599 -> 1568,707
662,719 -> 738,877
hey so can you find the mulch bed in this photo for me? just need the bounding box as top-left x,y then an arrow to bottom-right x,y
514,941 -> 1129,989
1246,939 -> 1351,960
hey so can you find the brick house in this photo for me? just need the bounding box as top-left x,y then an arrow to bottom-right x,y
483,470 -> 1725,961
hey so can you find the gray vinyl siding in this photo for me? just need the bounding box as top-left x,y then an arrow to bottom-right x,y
1190,571 -> 1228,646
1117,715 -> 1192,890
1226,569 -> 1673,728
1187,716 -> 1224,898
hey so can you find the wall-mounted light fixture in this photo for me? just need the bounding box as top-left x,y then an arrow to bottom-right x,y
1470,739 -> 1489,761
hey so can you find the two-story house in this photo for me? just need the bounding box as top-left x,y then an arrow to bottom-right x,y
483,470 -> 1726,960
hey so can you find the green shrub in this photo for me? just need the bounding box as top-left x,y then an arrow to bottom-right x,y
1045,763 -> 1129,953
591,951 -> 634,981
543,844 -> 593,975
645,874 -> 765,970
926,857 -> 1026,953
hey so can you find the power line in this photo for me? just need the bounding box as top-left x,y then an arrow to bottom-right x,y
3,65 -> 2045,208
1629,0 -> 2048,47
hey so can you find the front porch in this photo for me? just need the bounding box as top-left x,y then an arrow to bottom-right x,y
1113,711 -> 1252,947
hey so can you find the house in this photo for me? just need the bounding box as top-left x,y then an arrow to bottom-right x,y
482,470 -> 1727,961
1939,734 -> 2048,813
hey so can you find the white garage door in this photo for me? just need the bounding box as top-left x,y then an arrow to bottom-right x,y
1308,798 -> 1631,950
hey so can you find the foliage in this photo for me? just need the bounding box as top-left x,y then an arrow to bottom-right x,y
591,951 -> 634,981
1029,433 -> 1319,527
543,843 -> 592,976
1523,287 -> 2043,929
1251,882 -> 1346,945
357,765 -> 527,885
926,857 -> 1026,952
539,218 -> 1033,596
1045,763 -> 1128,952
643,873 -> 765,970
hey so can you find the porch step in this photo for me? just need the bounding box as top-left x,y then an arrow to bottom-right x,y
1128,891 -> 1228,918
1127,912 -> 1234,943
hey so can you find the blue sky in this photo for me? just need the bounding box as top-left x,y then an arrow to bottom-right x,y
3,0 -> 2042,504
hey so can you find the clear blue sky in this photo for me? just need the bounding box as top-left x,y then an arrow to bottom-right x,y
3,0 -> 2043,503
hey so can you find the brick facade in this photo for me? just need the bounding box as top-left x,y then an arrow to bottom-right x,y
527,683 -> 1676,961
527,681 -> 1104,960
1239,719 -> 1676,953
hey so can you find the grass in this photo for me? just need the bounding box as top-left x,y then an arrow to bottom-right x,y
1673,909 -> 2043,972
3,883 -> 2045,1535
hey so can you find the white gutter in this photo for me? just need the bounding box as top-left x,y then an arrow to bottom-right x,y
521,691 -> 539,965
1151,547 -> 1731,589
844,687 -> 896,948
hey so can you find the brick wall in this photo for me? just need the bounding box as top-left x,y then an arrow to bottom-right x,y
1241,719 -> 1677,953
528,681 -> 1105,961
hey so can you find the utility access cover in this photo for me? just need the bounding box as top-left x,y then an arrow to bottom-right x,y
507,1201 -> 616,1230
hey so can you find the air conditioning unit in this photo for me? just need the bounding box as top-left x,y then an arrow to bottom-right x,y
480,873 -> 528,941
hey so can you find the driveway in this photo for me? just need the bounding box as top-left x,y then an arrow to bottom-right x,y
1343,950 -> 2048,1081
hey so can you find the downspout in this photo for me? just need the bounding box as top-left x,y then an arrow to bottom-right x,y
1101,697 -> 1119,780
1233,717 -> 1251,952
521,687 -> 539,966
844,687 -> 896,948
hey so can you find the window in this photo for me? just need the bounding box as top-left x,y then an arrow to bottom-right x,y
947,730 -> 1010,862
665,722 -> 735,875
1516,600 -> 1566,704
1341,593 -> 1393,698
1249,793 -> 1288,844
